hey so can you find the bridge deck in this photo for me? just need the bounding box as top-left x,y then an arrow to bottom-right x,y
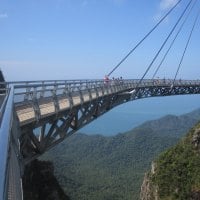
13,79 -> 200,127
15,90 -> 111,126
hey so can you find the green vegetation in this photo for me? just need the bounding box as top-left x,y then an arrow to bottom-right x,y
151,122 -> 200,200
42,109 -> 200,200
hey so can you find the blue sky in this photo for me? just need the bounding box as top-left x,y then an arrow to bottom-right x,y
0,0 -> 200,81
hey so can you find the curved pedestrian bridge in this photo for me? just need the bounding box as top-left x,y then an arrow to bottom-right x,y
1,78 -> 200,200
14,79 -> 200,127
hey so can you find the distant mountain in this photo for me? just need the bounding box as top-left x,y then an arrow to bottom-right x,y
42,108 -> 200,200
140,120 -> 200,200
132,108 -> 200,138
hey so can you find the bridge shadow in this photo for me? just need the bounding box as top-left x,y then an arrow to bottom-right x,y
23,159 -> 70,200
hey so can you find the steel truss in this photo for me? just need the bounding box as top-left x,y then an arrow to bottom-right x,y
10,79 -> 200,164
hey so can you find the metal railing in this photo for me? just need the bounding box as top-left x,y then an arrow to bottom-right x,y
0,86 -> 14,200
0,85 -> 23,200
10,79 -> 200,104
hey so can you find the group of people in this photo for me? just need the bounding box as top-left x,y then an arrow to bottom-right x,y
104,75 -> 123,85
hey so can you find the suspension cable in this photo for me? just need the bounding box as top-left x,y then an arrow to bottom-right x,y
136,0 -> 193,87
152,0 -> 198,79
107,0 -> 183,77
173,8 -> 200,84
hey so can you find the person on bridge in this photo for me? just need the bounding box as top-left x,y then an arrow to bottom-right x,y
120,76 -> 123,84
104,75 -> 109,84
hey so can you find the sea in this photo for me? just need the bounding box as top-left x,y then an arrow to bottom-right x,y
80,95 -> 200,136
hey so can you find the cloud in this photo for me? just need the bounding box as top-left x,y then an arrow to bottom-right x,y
153,0 -> 178,23
0,12 -> 8,19
159,0 -> 178,11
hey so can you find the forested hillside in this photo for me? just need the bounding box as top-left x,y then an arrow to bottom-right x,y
140,121 -> 200,200
41,109 -> 200,200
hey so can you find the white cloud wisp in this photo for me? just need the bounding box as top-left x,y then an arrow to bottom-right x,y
0,13 -> 8,19
160,0 -> 178,11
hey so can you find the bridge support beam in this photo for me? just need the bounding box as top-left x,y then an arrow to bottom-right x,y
19,94 -> 127,163
15,80 -> 200,164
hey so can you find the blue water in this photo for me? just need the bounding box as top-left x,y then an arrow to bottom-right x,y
80,95 -> 200,136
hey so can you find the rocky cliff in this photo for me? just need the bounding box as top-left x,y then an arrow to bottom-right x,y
23,159 -> 70,200
140,122 -> 200,200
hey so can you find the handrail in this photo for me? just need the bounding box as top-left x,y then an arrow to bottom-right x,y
5,79 -> 103,85
12,79 -> 200,93
2,78 -> 200,105
6,78 -> 200,88
0,94 -> 9,124
0,86 -> 14,200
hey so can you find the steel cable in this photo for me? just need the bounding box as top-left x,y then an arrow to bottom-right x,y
152,0 -> 198,79
107,0 -> 183,77
173,8 -> 200,84
136,0 -> 194,87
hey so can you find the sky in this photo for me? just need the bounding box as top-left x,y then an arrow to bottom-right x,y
0,0 -> 200,81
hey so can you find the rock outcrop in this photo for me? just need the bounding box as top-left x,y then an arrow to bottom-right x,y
140,122 -> 200,200
140,163 -> 158,200
23,159 -> 70,200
